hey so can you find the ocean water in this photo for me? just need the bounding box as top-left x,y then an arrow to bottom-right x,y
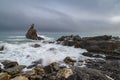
0,33 -> 93,67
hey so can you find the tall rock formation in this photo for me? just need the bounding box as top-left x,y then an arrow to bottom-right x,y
26,24 -> 44,40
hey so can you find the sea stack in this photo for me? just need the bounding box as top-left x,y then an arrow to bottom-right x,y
26,24 -> 44,40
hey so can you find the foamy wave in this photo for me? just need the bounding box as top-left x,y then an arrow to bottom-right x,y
38,35 -> 54,41
0,41 -> 88,66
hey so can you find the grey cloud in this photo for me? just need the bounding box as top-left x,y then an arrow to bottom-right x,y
0,0 -> 120,34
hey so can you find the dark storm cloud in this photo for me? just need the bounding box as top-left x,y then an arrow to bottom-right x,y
0,0 -> 120,33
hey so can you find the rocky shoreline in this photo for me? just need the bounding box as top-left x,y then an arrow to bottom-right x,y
0,57 -> 115,80
0,34 -> 120,80
0,25 -> 120,80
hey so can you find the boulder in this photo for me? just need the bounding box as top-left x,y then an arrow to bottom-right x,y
31,44 -> 41,48
26,24 -> 44,40
11,76 -> 28,80
4,65 -> 26,75
34,66 -> 45,75
49,48 -> 56,51
44,62 -> 59,74
56,68 -> 73,78
50,62 -> 59,71
82,52 -> 93,57
0,46 -> 4,51
1,60 -> 18,69
64,57 -> 76,64
0,73 -> 10,80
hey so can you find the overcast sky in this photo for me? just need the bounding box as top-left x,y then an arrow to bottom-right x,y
0,0 -> 120,34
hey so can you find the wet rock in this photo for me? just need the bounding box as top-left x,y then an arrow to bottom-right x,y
4,65 -> 26,75
11,76 -> 28,80
57,35 -> 81,42
85,59 -> 95,64
1,60 -> 18,69
106,55 -> 120,60
63,40 -> 75,46
31,44 -> 41,48
37,37 -> 44,40
0,66 -> 2,72
50,62 -> 59,71
21,70 -> 36,80
85,60 -> 120,80
64,57 -> 76,64
49,48 -> 56,51
44,65 -> 54,74
114,47 -> 120,54
80,40 -> 120,54
57,36 -> 66,41
34,66 -> 45,75
29,75 -> 42,80
82,52 -> 104,58
86,45 -> 102,52
102,61 -> 120,80
68,67 -> 111,80
23,70 -> 36,76
27,59 -> 43,69
44,62 -> 59,74
0,46 -> 4,51
57,35 -> 82,47
57,68 -> 73,79
27,64 -> 36,69
26,24 -> 44,40
0,73 -> 10,80
83,35 -> 112,41
82,52 -> 93,57
57,35 -> 120,55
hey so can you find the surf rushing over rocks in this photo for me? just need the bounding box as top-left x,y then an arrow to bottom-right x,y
0,25 -> 119,80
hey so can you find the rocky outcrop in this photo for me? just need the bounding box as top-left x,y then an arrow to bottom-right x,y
57,35 -> 120,54
26,24 -> 44,40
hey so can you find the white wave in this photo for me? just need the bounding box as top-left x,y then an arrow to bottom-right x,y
0,41 -> 88,66
8,36 -> 25,38
38,35 -> 54,41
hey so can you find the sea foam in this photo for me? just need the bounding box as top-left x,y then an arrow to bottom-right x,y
0,35 -> 88,66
